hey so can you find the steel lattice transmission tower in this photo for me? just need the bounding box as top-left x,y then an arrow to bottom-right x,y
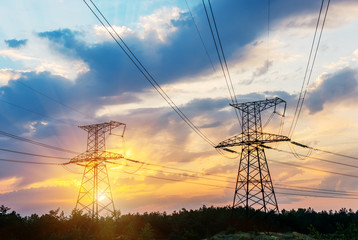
70,121 -> 126,218
216,97 -> 290,213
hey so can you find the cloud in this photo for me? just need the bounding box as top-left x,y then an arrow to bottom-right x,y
37,29 -> 84,57
33,0 -> 326,95
136,6 -> 183,42
306,68 -> 358,113
0,69 -> 22,85
4,39 -> 28,48
0,176 -> 22,194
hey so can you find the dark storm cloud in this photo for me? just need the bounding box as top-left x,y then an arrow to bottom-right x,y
306,68 -> 358,113
4,39 -> 28,48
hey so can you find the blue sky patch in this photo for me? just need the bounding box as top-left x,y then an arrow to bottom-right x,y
4,39 -> 28,48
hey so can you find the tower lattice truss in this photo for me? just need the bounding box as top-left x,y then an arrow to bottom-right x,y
216,97 -> 290,213
70,121 -> 126,218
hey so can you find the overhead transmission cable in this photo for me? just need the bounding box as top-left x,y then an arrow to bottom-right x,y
288,0 -> 330,138
275,187 -> 358,198
270,158 -> 358,179
0,147 -> 70,160
275,183 -> 358,196
287,141 -> 312,160
276,192 -> 358,200
267,0 -> 270,76
184,0 -> 217,73
123,170 -> 233,189
83,0 -> 218,149
263,145 -> 358,177
15,80 -> 94,121
112,157 -> 358,197
112,159 -> 358,199
111,160 -> 236,184
0,158 -> 67,165
184,0 -> 242,159
291,141 -> 358,161
0,98 -> 73,126
288,0 -> 324,137
117,162 -> 358,197
123,157 -> 234,180
0,130 -> 79,155
202,0 -> 241,127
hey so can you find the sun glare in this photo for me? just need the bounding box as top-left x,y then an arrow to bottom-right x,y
110,164 -> 123,170
98,195 -> 106,202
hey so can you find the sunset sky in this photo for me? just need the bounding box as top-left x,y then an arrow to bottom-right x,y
1,0 -> 358,216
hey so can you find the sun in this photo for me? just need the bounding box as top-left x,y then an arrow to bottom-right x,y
98,194 -> 106,202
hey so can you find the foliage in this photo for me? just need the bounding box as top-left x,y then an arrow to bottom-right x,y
1,205 -> 358,239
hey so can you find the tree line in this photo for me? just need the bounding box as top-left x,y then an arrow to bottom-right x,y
1,204 -> 358,239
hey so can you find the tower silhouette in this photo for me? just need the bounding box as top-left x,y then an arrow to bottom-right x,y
216,97 -> 289,213
70,121 -> 126,218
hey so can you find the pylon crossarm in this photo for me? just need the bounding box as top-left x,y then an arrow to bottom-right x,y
230,97 -> 286,113
79,121 -> 125,133
215,132 -> 290,148
70,151 -> 124,164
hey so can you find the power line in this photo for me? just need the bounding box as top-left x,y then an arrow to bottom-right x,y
84,0 -> 217,148
275,183 -> 358,196
270,159 -> 358,179
208,0 -> 238,105
184,0 -> 244,159
268,145 -> 358,169
202,0 -> 241,127
184,0 -> 217,73
289,0 -> 330,137
125,156 -> 358,195
0,130 -> 79,155
0,157 -> 67,165
123,170 -> 233,190
0,147 -> 70,160
0,98 -> 73,126
115,160 -> 358,200
120,162 -> 358,197
267,0 -> 270,78
277,191 -> 358,200
15,80 -> 94,121
115,157 -> 358,198
112,160 -> 236,184
291,141 -> 358,161
124,157 -> 234,180
275,186 -> 358,197
289,0 -> 325,137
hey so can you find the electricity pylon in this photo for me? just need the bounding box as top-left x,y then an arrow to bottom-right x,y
70,121 -> 126,218
216,97 -> 290,213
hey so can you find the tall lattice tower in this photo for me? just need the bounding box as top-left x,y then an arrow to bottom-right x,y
70,121 -> 126,218
216,97 -> 290,213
